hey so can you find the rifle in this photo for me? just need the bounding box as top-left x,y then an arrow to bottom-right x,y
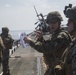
33,6 -> 50,34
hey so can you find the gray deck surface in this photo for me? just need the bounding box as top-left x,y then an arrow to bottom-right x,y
0,46 -> 45,75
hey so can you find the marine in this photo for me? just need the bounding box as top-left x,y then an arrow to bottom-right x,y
63,4 -> 76,75
0,27 -> 14,75
24,11 -> 72,75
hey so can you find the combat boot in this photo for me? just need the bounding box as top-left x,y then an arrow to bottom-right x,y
7,72 -> 11,75
2,73 -> 7,75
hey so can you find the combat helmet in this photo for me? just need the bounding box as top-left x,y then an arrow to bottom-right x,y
64,4 -> 76,21
46,11 -> 63,24
2,27 -> 9,32
64,4 -> 76,32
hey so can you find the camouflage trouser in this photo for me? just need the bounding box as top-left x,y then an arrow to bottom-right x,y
0,48 -> 2,66
44,67 -> 54,75
2,49 -> 10,75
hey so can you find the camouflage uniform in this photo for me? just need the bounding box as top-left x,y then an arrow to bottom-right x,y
71,42 -> 76,75
29,25 -> 71,74
63,38 -> 76,75
30,29 -> 70,75
64,4 -> 76,75
0,27 -> 14,75
0,36 -> 5,66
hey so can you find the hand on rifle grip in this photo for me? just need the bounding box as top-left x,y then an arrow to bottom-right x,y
35,31 -> 43,40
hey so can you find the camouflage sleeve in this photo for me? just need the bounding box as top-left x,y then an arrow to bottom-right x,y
43,33 -> 70,53
29,40 -> 45,53
0,36 -> 5,49
71,45 -> 76,75
29,32 -> 71,53
51,32 -> 70,51
8,34 -> 14,42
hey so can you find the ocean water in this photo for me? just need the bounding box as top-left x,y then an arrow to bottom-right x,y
0,30 -> 33,40
10,30 -> 34,40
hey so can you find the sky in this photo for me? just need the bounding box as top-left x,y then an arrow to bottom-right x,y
0,0 -> 76,31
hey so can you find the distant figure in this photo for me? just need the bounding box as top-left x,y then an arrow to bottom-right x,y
24,11 -> 72,75
0,27 -> 14,75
